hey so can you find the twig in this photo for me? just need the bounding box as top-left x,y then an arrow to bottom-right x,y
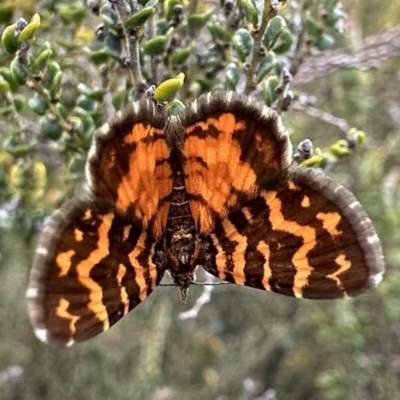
294,26 -> 400,85
113,0 -> 145,91
244,0 -> 273,95
292,100 -> 350,134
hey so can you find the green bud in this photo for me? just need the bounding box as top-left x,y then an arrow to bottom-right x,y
330,140 -> 351,157
153,73 -> 185,102
347,128 -> 366,146
19,13 -> 41,42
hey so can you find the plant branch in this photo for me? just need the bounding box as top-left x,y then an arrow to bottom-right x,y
113,0 -> 145,92
294,26 -> 400,85
244,0 -> 272,95
292,100 -> 350,134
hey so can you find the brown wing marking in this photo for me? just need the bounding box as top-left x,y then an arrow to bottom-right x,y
87,100 -> 172,239
180,92 -> 292,234
26,200 -> 165,346
200,167 -> 384,299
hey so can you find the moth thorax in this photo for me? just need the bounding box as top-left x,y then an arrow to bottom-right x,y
171,229 -> 195,264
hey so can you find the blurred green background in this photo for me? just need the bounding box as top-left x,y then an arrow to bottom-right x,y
1,1 -> 400,399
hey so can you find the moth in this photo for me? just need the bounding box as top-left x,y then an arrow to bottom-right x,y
26,92 -> 384,346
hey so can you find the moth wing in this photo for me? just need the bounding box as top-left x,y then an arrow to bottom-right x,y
179,92 -> 292,234
199,167 -> 384,299
87,100 -> 172,239
27,200 -> 165,346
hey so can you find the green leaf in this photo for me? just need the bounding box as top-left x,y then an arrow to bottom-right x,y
315,33 -> 335,51
31,43 -> 53,74
0,3 -> 13,24
225,62 -> 241,90
100,4 -> 118,27
257,52 -> 277,81
112,89 -> 127,111
49,71 -> 62,100
0,67 -> 19,92
232,28 -> 253,62
273,29 -> 293,54
171,46 -> 192,66
104,33 -> 122,58
13,95 -> 24,112
187,13 -> 211,30
39,115 -> 63,140
143,36 -> 167,56
28,93 -> 49,115
263,16 -> 287,51
76,95 -> 97,114
153,73 -> 185,102
10,57 -> 28,85
46,60 -> 61,81
3,136 -> 36,157
58,5 -> 86,24
1,23 -> 19,54
18,13 -> 41,42
156,19 -> 169,35
238,0 -> 258,26
164,0 -> 181,21
145,0 -> 160,7
124,7 -> 156,30
262,75 -> 279,106
56,103 -> 69,121
208,22 -> 232,43
88,50 -> 110,65
68,155 -> 86,176
74,115 -> 95,146
77,83 -> 107,101
0,76 -> 11,93
306,16 -> 323,37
